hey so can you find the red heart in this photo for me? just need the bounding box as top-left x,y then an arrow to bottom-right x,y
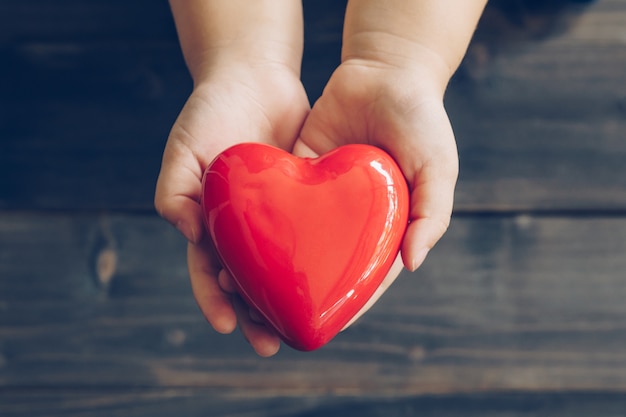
201,143 -> 409,351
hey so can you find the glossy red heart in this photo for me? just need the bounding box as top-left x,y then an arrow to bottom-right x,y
201,143 -> 409,351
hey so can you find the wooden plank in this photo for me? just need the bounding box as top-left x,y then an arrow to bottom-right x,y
0,42 -> 190,210
1,0 -> 625,211
2,213 -> 626,393
2,391 -> 626,417
446,0 -> 626,210
0,0 -> 177,43
289,393 -> 626,417
0,388 -> 324,417
449,0 -> 626,210
0,0 -> 346,44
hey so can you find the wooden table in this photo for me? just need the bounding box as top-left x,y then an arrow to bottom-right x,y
2,0 -> 626,415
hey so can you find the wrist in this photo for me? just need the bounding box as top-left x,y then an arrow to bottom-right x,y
342,0 -> 487,92
169,0 -> 304,85
190,57 -> 303,97
342,35 -> 452,96
189,41 -> 303,87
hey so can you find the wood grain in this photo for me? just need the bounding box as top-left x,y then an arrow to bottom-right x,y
2,213 -> 626,393
1,0 -> 625,211
2,390 -> 626,417
0,0 -> 177,43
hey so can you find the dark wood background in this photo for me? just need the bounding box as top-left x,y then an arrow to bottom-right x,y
2,0 -> 626,416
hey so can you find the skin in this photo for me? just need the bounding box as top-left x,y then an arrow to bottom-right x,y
155,0 -> 487,357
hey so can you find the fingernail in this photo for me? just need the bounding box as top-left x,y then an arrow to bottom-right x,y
249,308 -> 264,324
410,248 -> 430,272
176,220 -> 195,242
214,316 -> 236,335
257,341 -> 280,358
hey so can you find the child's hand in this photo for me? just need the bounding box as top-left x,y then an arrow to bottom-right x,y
295,60 -> 458,324
155,65 -> 309,357
294,0 -> 487,324
157,0 -> 487,355
155,0 -> 309,357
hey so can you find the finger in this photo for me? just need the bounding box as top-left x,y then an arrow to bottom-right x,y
154,141 -> 205,244
248,307 -> 265,325
342,254 -> 405,330
218,268 -> 238,294
187,240 -> 237,334
296,102 -> 346,156
292,138 -> 319,158
401,156 -> 458,271
232,296 -> 281,357
377,100 -> 458,272
156,193 -> 204,244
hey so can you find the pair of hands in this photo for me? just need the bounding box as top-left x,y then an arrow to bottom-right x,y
154,59 -> 458,357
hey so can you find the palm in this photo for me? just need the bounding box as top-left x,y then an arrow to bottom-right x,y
155,66 -> 310,356
159,68 -> 309,226
297,62 -> 459,323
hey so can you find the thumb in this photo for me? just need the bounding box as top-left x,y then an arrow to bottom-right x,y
291,138 -> 319,158
401,162 -> 457,271
389,105 -> 459,272
154,147 -> 205,244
